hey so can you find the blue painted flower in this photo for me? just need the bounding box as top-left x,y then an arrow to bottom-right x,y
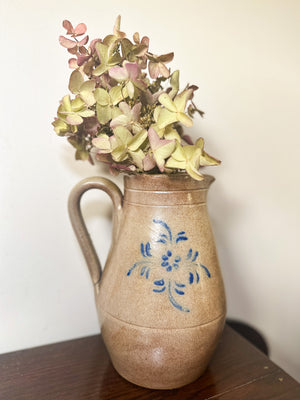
161,251 -> 181,272
127,219 -> 211,313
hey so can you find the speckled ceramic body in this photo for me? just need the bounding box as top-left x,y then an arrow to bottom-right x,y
68,174 -> 226,389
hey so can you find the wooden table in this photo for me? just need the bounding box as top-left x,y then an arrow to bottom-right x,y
0,325 -> 299,399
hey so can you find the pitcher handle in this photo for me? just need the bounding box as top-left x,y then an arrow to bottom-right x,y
68,177 -> 123,287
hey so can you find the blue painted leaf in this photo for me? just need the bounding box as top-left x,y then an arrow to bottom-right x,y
175,288 -> 185,295
140,243 -> 146,257
145,242 -> 152,257
186,248 -> 193,260
201,264 -> 211,278
127,262 -> 138,276
196,271 -> 200,283
168,281 -> 190,312
153,219 -> 172,242
175,282 -> 185,288
154,279 -> 165,286
140,265 -> 146,276
153,286 -> 166,293
189,272 -> 194,284
176,236 -> 188,243
192,251 -> 199,262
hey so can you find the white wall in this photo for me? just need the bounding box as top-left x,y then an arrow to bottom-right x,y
1,0 -> 300,382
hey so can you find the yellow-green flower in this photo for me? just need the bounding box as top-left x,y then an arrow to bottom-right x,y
93,40 -> 122,76
148,127 -> 176,172
94,86 -> 125,124
68,70 -> 96,106
156,90 -> 193,129
57,95 -> 94,125
93,126 -> 147,169
165,138 -> 220,180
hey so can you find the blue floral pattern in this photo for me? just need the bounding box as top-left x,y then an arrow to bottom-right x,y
126,219 -> 211,313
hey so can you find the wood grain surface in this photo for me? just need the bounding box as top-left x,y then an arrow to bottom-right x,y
0,325 -> 299,399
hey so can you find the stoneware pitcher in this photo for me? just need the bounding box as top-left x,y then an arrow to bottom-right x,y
68,173 -> 226,389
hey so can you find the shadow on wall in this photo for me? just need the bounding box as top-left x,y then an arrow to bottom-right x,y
226,319 -> 269,356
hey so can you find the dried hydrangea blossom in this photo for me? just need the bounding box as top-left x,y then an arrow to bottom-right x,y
52,16 -> 220,180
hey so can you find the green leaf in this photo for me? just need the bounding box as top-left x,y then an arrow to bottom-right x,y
195,137 -> 204,150
110,114 -> 130,127
169,70 -> 179,99
52,119 -> 70,136
153,106 -> 162,123
92,134 -> 111,152
111,145 -> 128,162
157,108 -> 178,129
128,129 -> 147,151
71,97 -> 86,112
102,34 -> 118,47
80,80 -> 96,92
68,137 -> 80,150
153,140 -> 176,172
182,145 -> 201,162
111,106 -> 122,119
158,93 -> 177,112
164,126 -> 181,142
75,149 -> 90,161
200,151 -> 221,166
69,70 -> 84,94
110,86 -> 124,105
95,42 -> 109,64
78,109 -> 95,118
94,88 -> 110,106
96,104 -> 112,124
158,52 -> 174,63
129,149 -> 145,169
169,144 -> 186,162
80,91 -> 96,107
113,126 -> 132,144
165,157 -> 186,169
173,89 -> 193,112
121,38 -> 134,57
80,81 -> 96,106
62,95 -> 72,112
66,114 -> 83,125
93,64 -> 108,76
177,112 -> 193,127
126,81 -> 135,99
186,164 -> 204,181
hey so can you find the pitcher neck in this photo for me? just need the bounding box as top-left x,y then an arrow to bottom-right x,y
123,173 -> 215,206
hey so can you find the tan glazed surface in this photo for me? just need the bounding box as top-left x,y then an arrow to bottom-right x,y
68,174 -> 226,389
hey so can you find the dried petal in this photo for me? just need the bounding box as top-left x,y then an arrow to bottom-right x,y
62,20 -> 74,34
66,113 -> 83,125
59,36 -> 77,49
78,35 -> 89,47
74,23 -> 87,36
159,93 -> 177,112
94,88 -> 110,106
143,154 -> 156,171
68,70 -> 84,94
109,66 -> 129,81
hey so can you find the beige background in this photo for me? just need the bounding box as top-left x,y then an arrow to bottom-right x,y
0,0 -> 299,381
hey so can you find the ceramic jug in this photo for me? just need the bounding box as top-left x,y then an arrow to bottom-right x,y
68,173 -> 226,389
